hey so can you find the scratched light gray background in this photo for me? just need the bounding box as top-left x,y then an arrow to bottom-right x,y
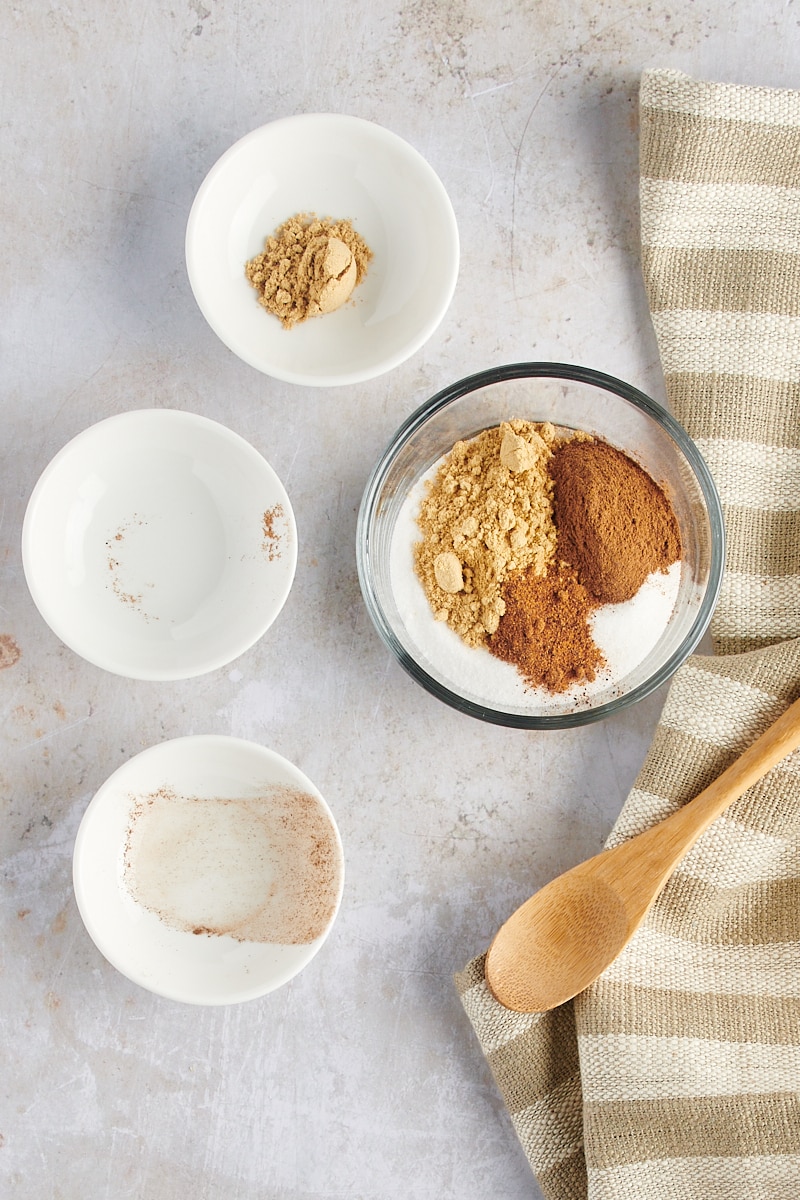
2,3 -> 798,1197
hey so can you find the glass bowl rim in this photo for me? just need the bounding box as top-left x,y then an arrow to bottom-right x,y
356,361 -> 725,729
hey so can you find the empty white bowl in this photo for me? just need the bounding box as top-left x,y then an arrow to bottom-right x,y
185,113 -> 460,387
22,409 -> 297,680
72,736 -> 345,1005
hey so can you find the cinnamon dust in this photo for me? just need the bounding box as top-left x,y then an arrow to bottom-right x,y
0,635 -> 21,670
123,785 -> 341,945
262,503 -> 285,562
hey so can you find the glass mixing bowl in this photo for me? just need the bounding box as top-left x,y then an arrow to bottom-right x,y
356,363 -> 724,729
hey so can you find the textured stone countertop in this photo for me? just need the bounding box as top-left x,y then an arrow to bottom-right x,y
2,3 -> 798,1198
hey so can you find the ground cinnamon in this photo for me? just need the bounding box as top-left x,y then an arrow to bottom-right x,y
550,440 -> 681,604
489,562 -> 605,692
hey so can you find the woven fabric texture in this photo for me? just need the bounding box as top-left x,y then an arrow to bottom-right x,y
455,69 -> 800,1200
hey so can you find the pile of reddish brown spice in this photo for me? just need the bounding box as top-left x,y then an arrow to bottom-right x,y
489,561 -> 605,692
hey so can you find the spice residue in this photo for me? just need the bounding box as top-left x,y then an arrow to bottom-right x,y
0,635 -> 21,669
261,503 -> 285,562
412,422 -> 682,694
123,785 -> 341,945
245,213 -> 372,329
105,514 -> 157,620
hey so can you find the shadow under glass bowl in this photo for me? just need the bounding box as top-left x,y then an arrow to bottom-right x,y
356,362 -> 724,730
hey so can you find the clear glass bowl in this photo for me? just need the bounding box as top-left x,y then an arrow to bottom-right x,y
356,363 -> 724,729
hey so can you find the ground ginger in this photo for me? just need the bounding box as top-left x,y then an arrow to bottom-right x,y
245,213 -> 372,329
413,420 -> 560,646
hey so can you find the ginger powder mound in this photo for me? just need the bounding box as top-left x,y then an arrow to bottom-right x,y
413,421 -> 560,646
245,213 -> 372,329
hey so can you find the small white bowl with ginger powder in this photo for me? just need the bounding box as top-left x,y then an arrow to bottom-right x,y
357,363 -> 724,730
186,114 -> 459,387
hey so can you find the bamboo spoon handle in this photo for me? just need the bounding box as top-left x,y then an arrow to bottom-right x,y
612,691 -> 800,897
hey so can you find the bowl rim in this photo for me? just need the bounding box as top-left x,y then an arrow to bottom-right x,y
185,112 -> 461,388
356,361 -> 725,729
21,407 -> 298,681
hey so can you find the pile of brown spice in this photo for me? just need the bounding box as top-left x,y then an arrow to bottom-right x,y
489,562 -> 605,692
412,420 -> 682,694
245,213 -> 372,329
549,439 -> 682,604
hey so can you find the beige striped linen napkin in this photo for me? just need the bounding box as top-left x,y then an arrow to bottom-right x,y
455,69 -> 800,1200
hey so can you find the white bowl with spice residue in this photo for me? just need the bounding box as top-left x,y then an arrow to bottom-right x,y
357,363 -> 725,729
72,736 -> 345,1005
185,113 -> 460,387
21,409 -> 297,680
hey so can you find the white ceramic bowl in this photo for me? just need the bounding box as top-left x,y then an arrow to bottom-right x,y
73,736 -> 345,1006
185,114 -> 460,387
22,409 -> 297,680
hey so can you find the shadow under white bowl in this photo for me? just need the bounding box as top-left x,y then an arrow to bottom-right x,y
72,736 -> 345,1006
185,113 -> 460,387
22,409 -> 297,680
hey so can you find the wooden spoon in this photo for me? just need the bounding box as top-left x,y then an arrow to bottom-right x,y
485,693 -> 800,1013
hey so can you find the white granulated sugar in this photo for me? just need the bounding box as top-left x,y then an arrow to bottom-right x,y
389,472 -> 681,715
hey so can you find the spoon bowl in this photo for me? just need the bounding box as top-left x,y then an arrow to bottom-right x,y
485,691 -> 800,1012
489,873 -> 631,1013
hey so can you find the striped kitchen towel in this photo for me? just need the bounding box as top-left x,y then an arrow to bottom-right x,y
640,69 -> 800,656
456,69 -> 800,1200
